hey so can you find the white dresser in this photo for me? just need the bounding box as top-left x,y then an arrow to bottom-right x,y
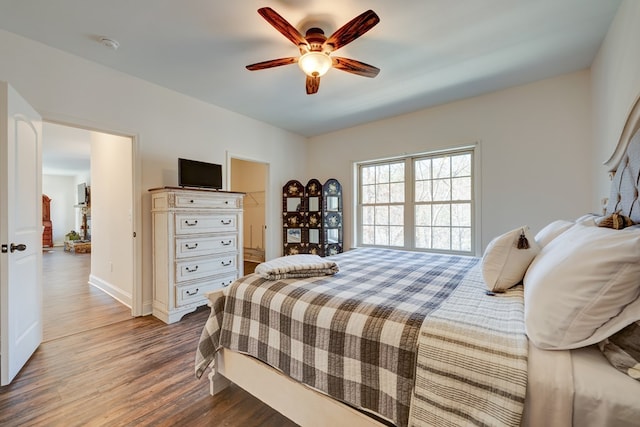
150,187 -> 244,323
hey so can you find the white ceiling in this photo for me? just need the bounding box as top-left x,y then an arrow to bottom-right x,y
0,0 -> 621,140
42,122 -> 91,176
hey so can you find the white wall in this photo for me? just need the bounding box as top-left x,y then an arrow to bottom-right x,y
591,0 -> 640,207
89,131 -> 134,307
308,71 -> 593,253
0,29 -> 307,314
42,175 -> 76,245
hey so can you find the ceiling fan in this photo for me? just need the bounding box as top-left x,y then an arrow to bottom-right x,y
246,7 -> 380,95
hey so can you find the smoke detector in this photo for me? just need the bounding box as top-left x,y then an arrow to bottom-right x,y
99,37 -> 119,50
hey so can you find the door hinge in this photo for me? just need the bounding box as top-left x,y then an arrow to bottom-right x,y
1,244 -> 7,253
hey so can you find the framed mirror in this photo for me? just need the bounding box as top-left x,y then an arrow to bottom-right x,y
327,228 -> 339,243
286,197 -> 302,212
309,229 -> 320,244
326,196 -> 339,211
287,228 -> 302,243
308,196 -> 319,212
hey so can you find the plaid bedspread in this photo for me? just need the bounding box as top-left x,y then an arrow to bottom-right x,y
196,248 -> 479,426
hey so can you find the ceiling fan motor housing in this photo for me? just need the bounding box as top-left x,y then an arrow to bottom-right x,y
304,28 -> 327,52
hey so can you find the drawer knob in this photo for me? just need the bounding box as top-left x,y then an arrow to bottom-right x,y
185,243 -> 198,250
185,288 -> 199,296
189,199 -> 194,203
221,240 -> 232,246
220,219 -> 232,225
221,260 -> 232,267
225,201 -> 229,204
185,220 -> 198,226
185,265 -> 199,273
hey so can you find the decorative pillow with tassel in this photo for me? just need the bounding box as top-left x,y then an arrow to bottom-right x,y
596,212 -> 635,230
482,226 -> 540,292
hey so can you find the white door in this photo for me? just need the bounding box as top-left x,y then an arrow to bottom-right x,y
0,82 -> 43,385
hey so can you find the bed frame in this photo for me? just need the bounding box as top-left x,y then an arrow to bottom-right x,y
604,93 -> 640,174
603,93 -> 640,223
207,94 -> 640,427
209,348 -> 386,426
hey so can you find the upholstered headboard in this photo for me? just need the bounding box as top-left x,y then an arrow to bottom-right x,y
605,95 -> 640,223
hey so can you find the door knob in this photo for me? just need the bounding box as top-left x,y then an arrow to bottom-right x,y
10,243 -> 26,252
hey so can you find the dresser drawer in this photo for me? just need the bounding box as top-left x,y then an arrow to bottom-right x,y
175,273 -> 236,307
175,235 -> 237,259
175,213 -> 237,235
175,193 -> 240,209
175,253 -> 236,283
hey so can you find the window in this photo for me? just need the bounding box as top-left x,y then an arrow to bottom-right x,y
361,161 -> 405,246
357,147 -> 475,254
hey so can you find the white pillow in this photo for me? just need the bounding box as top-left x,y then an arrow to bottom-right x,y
574,213 -> 601,226
524,223 -> 640,349
482,226 -> 540,292
535,220 -> 573,248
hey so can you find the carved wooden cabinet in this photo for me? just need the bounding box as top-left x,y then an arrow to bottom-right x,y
282,178 -> 342,257
150,187 -> 244,323
42,194 -> 53,247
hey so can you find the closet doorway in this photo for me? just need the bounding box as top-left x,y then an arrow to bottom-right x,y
230,158 -> 268,275
42,122 -> 136,341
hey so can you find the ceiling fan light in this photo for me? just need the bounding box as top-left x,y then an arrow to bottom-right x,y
298,52 -> 332,77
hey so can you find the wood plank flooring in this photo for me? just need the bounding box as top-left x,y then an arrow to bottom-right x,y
42,247 -> 132,342
0,248 -> 297,426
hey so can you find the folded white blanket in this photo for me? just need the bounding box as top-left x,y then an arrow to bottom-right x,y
254,254 -> 339,280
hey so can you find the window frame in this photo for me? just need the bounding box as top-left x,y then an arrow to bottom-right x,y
355,145 -> 479,256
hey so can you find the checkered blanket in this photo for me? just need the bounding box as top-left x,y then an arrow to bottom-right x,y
196,248 -> 480,426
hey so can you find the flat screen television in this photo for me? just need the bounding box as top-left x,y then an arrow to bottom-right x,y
77,183 -> 87,205
178,158 -> 223,189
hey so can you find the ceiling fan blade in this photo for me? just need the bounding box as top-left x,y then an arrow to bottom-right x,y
257,7 -> 309,48
306,76 -> 320,94
324,10 -> 379,51
246,57 -> 298,71
332,57 -> 380,78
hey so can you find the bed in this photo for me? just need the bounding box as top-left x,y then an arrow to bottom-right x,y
195,97 -> 640,426
197,249 -> 527,426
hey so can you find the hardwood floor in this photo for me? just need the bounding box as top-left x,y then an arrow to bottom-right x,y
42,247 -> 131,342
0,248 -> 297,426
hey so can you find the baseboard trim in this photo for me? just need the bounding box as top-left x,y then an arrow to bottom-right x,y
142,300 -> 153,316
89,274 -> 132,308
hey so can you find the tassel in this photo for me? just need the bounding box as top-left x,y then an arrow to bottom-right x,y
613,213 -> 623,229
612,212 -> 634,229
517,229 -> 530,249
597,211 -> 635,229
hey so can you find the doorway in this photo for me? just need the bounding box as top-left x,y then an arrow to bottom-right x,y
42,121 -> 136,340
230,158 -> 268,275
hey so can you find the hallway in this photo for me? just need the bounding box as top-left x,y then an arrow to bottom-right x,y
43,247 -> 131,341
